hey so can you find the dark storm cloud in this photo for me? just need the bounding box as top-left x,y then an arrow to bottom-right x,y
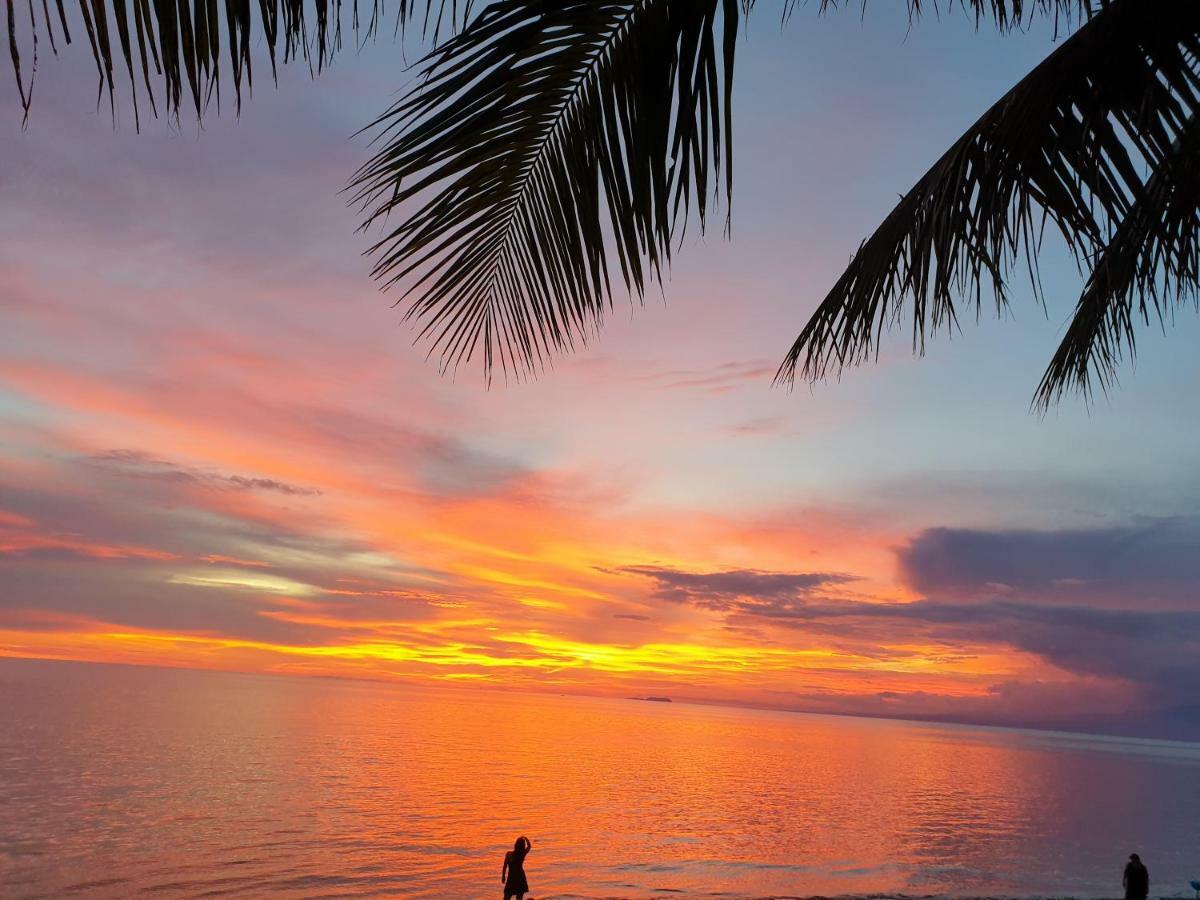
899,518 -> 1200,606
616,564 -> 858,610
90,450 -> 323,496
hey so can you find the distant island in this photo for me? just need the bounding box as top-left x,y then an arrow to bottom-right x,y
630,696 -> 672,703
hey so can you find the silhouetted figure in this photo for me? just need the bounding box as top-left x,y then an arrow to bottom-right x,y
502,835 -> 532,900
1124,853 -> 1150,900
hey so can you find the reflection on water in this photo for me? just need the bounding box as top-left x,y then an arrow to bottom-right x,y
1,658 -> 1198,898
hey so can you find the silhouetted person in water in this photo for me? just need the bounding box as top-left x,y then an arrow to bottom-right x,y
1124,853 -> 1150,900
502,835 -> 532,900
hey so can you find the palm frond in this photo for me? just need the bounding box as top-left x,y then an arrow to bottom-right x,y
904,0 -> 1090,31
813,0 -> 1091,32
5,0 -> 467,125
350,0 -> 743,381
1036,112 -> 1200,408
779,0 -> 1200,398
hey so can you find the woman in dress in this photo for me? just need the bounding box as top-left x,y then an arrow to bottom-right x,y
501,835 -> 532,900
1124,853 -> 1149,900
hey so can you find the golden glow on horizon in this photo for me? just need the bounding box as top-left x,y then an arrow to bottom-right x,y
0,608 -> 1034,705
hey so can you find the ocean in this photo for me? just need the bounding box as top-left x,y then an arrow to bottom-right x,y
1,657 -> 1198,899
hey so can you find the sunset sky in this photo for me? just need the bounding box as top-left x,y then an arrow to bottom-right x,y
3,4 -> 1199,739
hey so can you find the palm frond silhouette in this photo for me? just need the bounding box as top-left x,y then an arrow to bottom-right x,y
5,0 -> 471,126
347,0 -> 742,379
780,0 -> 1200,409
7,0 -> 1199,402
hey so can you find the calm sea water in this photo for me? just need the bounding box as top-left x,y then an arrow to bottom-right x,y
1,658 -> 1199,899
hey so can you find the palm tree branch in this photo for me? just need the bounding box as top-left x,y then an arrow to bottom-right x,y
1036,110 -> 1200,408
349,0 -> 741,381
778,0 -> 1200,393
906,0 -> 1089,31
6,0 -> 468,124
813,0 -> 1091,32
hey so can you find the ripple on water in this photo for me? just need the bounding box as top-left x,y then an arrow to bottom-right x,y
2,660 -> 1200,899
